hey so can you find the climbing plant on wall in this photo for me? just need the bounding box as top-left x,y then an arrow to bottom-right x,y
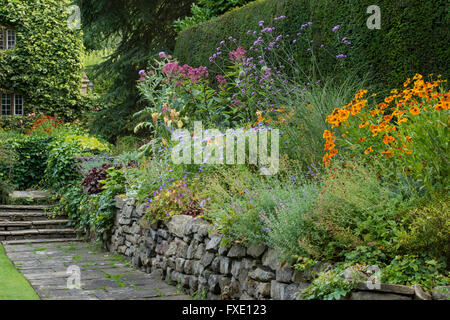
0,0 -> 86,121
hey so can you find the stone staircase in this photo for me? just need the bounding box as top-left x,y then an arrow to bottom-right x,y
0,204 -> 79,245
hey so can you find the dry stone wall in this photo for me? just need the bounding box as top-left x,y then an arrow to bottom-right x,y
108,196 -> 448,300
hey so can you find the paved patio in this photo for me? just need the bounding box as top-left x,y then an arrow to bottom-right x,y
2,241 -> 190,300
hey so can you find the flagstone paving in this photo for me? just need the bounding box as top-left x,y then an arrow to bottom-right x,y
2,241 -> 190,300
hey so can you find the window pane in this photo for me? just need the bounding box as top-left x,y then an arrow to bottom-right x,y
7,29 -> 16,49
14,94 -> 23,116
2,94 -> 11,116
0,30 -> 4,50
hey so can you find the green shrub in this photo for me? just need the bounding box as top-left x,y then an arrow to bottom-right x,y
380,255 -> 449,291
44,139 -> 83,191
199,165 -> 265,244
0,179 -> 12,204
0,116 -> 38,133
55,184 -> 90,231
175,0 -> 449,89
0,135 -> 54,190
85,167 -> 125,238
263,183 -> 319,257
113,136 -> 140,155
397,196 -> 450,262
296,163 -> 411,262
301,268 -> 355,300
55,167 -> 126,239
201,164 -> 316,248
0,144 -> 15,203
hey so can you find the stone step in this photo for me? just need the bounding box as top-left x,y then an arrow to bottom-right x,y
0,229 -> 77,241
0,211 -> 68,222
0,219 -> 72,231
1,238 -> 82,245
0,205 -> 53,211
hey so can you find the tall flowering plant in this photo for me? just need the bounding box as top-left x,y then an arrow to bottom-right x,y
323,74 -> 449,193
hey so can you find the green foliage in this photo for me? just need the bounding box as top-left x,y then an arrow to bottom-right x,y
0,178 -> 12,204
0,143 -> 15,203
199,165 -> 264,244
263,183 -> 319,257
301,164 -> 408,261
175,0 -> 449,89
174,0 -> 253,33
397,196 -> 450,262
142,179 -> 203,224
55,184 -> 90,233
112,136 -> 141,155
0,116 -> 38,133
301,267 -> 355,300
55,167 -> 126,239
380,255 -> 449,291
85,168 -> 124,238
0,135 -> 54,190
44,139 -> 83,191
0,0 -> 85,119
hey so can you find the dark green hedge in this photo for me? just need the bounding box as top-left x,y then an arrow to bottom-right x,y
0,0 -> 85,120
0,135 -> 54,190
174,0 -> 450,88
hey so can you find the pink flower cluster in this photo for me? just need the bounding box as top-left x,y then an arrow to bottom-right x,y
163,62 -> 209,83
229,46 -> 247,62
216,75 -> 227,88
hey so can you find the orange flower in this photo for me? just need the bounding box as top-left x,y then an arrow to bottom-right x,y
323,153 -> 331,167
409,106 -> 420,115
323,130 -> 333,139
382,149 -> 394,158
403,78 -> 411,87
406,136 -> 412,142
359,121 -> 369,128
383,135 -> 395,145
384,96 -> 394,104
364,147 -> 374,155
358,136 -> 367,143
329,148 -> 338,156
